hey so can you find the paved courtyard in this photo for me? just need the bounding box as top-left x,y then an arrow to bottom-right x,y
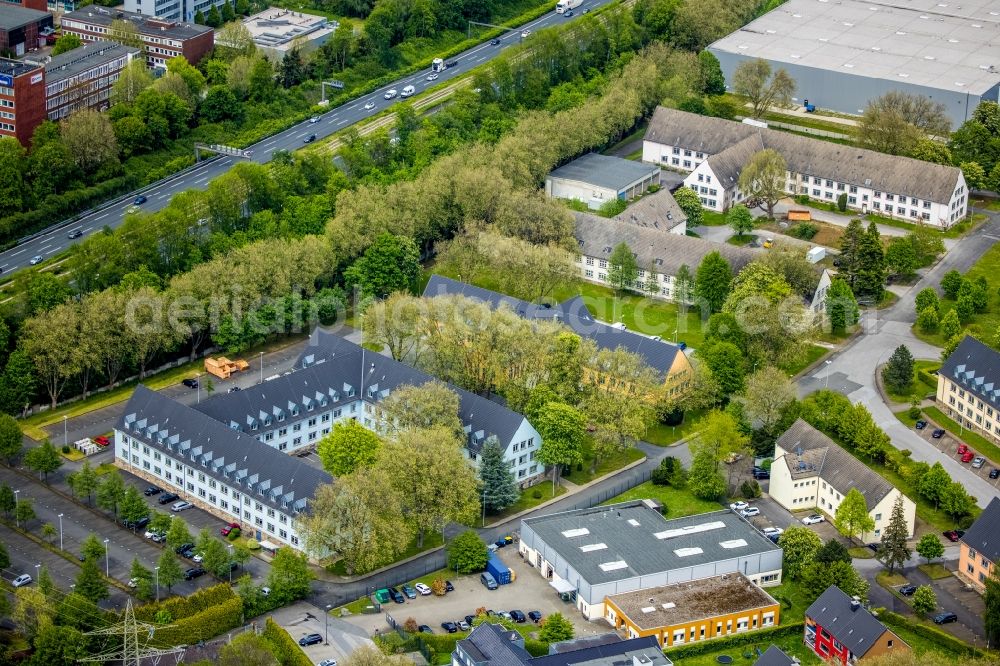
272,601 -> 376,665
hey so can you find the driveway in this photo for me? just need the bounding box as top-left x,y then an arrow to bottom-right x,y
799,210 -> 1000,508
271,601 -> 376,665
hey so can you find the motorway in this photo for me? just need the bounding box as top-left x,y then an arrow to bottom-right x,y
0,1 -> 611,276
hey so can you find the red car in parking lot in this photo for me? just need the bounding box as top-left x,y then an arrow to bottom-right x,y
93,435 -> 110,447
958,444 -> 969,455
962,450 -> 976,463
220,522 -> 241,537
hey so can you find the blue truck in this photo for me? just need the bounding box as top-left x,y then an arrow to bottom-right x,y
486,553 -> 511,585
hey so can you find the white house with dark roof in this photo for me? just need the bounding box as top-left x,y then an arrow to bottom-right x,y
641,107 -> 968,228
115,333 -> 546,553
518,501 -> 783,620
546,153 -> 662,210
937,335 -> 1000,448
771,419 -> 916,538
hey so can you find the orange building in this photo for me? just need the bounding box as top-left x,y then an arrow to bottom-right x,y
604,573 -> 780,648
958,496 -> 1000,592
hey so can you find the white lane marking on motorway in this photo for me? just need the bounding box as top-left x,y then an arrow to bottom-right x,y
37,244 -> 50,251
0,265 -> 7,270
95,213 -> 109,220
10,249 -> 24,256
195,176 -> 209,184
262,140 -> 277,148
158,193 -> 170,200
44,247 -> 57,255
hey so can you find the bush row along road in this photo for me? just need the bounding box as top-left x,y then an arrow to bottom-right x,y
0,1 -> 613,277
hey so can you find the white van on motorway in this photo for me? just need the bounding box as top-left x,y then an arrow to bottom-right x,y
400,85 -> 415,98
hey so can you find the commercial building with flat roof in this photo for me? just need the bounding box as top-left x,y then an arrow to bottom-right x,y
707,0 -> 1000,126
0,57 -> 44,144
0,4 -> 52,55
518,501 -> 783,620
546,153 -> 662,210
44,40 -> 140,121
61,8 -> 214,67
605,573 -> 781,648
238,7 -> 337,59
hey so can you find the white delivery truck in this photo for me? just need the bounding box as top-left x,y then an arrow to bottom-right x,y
556,0 -> 582,13
400,85 -> 415,98
431,57 -> 458,73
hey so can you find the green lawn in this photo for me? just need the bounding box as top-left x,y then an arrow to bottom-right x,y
671,641 -> 822,666
885,360 -> 940,404
848,547 -> 876,559
918,563 -> 951,580
726,234 -> 756,246
778,344 -> 829,377
645,408 -> 707,446
700,210 -> 728,226
485,483 -> 567,523
867,212 -> 982,239
765,580 -> 812,624
602,480 -> 723,518
564,443 -> 645,485
923,405 -> 1000,465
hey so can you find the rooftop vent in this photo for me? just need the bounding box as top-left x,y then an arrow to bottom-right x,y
674,547 -> 703,557
580,543 -> 608,552
662,602 -> 675,609
562,528 -> 590,538
641,607 -> 656,614
599,560 -> 628,572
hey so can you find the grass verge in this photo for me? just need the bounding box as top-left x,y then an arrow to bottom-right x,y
564,443 -> 645,485
877,571 -> 909,587
848,547 -> 876,559
601,480 -> 723,519
645,408 -> 706,446
779,344 -> 829,377
884,360 -> 940,404
918,563 -> 952,580
700,210 -> 728,226
486,484 -> 568,524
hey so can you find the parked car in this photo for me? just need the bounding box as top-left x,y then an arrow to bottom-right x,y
150,532 -> 166,543
159,492 -> 179,504
417,625 -> 432,634
228,386 -> 241,393
441,621 -> 458,633
458,620 -> 470,631
180,547 -> 196,559
915,420 -> 927,429
932,429 -> 946,438
899,585 -> 917,596
134,195 -> 148,205
183,567 -> 206,580
464,615 -> 476,626
182,378 -> 198,388
943,530 -> 965,542
510,610 -> 526,623
958,444 -> 969,455
752,468 -> 770,480
298,633 -> 323,646
498,611 -> 512,620
962,451 -> 976,463
867,543 -> 880,553
171,501 -> 193,512
175,542 -> 194,554
364,101 -> 375,110
729,501 -> 749,512
767,533 -> 781,544
388,587 -> 405,603
762,527 -> 783,537
528,611 -> 543,623
495,535 -> 514,547
740,507 -> 760,518
192,552 -> 204,563
67,228 -> 83,239
415,583 -> 432,595
384,89 -> 398,99
445,580 -> 455,592
990,468 -> 1000,479
29,255 -> 43,265
143,486 -> 162,496
124,516 -> 150,530
319,661 -> 338,666
12,574 -> 32,587
93,435 -> 111,447
402,584 -> 417,599
973,456 -> 987,469
220,522 -> 241,537
481,572 -> 498,590
932,612 -> 958,624
802,514 -> 825,525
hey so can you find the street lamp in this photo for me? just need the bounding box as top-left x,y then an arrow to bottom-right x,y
824,359 -> 833,390
325,604 -> 332,644
259,351 -> 264,384
155,566 -> 160,601
103,538 -> 110,576
58,513 -> 64,550
13,489 -> 20,528
34,563 -> 40,581
63,415 -> 68,448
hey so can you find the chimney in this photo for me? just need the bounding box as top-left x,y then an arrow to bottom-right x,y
850,596 -> 861,611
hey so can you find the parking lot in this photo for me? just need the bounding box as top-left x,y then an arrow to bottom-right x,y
339,545 -> 606,639
912,420 -> 1000,486
273,602 -> 377,665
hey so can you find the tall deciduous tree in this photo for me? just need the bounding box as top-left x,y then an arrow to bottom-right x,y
534,402 -> 586,488
738,149 -> 787,219
67,461 -> 99,505
858,91 -> 951,156
877,496 -> 911,574
740,367 -> 795,435
344,233 -> 420,298
911,585 -> 937,616
539,612 -> 574,642
834,488 -> 875,544
915,533 -> 944,565
317,420 -> 382,476
479,437 -> 519,514
156,549 -> 182,592
694,251 -> 733,313
51,33 -> 82,55
732,58 -> 796,118
266,548 -> 313,603
74,558 -> 108,603
726,204 -> 755,237
674,264 -> 695,305
361,291 -> 427,362
120,486 -> 151,527
940,481 -> 975,524
801,559 -> 869,603
673,186 -> 703,227
60,109 -> 119,175
698,50 -> 726,96
378,381 -> 462,438
96,471 -> 126,519
985,568 -> 1000,647
24,441 -> 62,482
687,443 -> 726,500
607,242 -> 639,294
447,530 -> 489,574
0,413 -> 23,463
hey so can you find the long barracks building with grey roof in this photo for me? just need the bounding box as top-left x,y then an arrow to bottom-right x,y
518,501 -> 783,620
937,335 -> 1000,449
115,332 -> 545,553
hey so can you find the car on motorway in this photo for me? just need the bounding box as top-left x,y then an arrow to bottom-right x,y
943,530 -> 965,542
67,228 -> 83,239
183,567 -> 206,580
932,612 -> 958,624
144,486 -> 162,496
991,468 -> 1000,479
402,584 -> 417,599
159,492 -> 180,504
802,514 -> 825,525
528,611 -> 542,623
973,456 -> 986,469
29,255 -> 43,265
426,72 -> 439,81
564,8 -> 573,15
12,574 -> 32,587
441,621 -> 458,633
182,378 -> 198,388
730,501 -> 749,512
740,507 -> 760,518
299,633 -> 323,646
319,661 -> 338,666
899,585 -> 917,596
415,582 -> 432,595
490,38 -> 501,45
134,195 -> 148,205
521,29 -> 531,37
962,450 -> 976,463
510,610 -> 526,623
932,428 -> 946,438
309,116 -> 320,123
220,521 -> 241,536
364,100 -> 375,110
126,205 -> 140,214
171,500 -> 193,512
304,134 -> 317,143
384,89 -> 398,99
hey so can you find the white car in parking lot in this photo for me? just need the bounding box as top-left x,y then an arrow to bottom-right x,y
415,582 -> 432,595
802,514 -> 825,525
12,574 -> 32,587
762,527 -> 783,537
740,507 -> 760,518
171,500 -> 193,512
730,501 -> 749,512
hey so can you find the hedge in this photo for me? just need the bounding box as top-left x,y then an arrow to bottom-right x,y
664,623 -> 804,659
150,596 -> 244,646
134,584 -> 237,622
524,638 -> 549,657
262,617 -> 315,666
880,611 -> 988,659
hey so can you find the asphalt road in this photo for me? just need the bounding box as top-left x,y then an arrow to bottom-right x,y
0,2 -> 610,276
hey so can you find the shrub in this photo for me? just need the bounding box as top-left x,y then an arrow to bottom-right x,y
404,617 -> 419,633
647,184 -> 661,193
837,192 -> 848,212
666,624 -> 803,659
794,194 -> 810,205
151,596 -> 243,646
598,198 -> 627,217
61,445 -> 70,454
134,584 -> 237,622
532,489 -> 542,499
790,222 -> 818,239
431,579 -> 446,596
740,480 -> 762,499
524,638 -> 549,657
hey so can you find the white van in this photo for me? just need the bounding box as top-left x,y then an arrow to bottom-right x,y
401,85 -> 415,98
